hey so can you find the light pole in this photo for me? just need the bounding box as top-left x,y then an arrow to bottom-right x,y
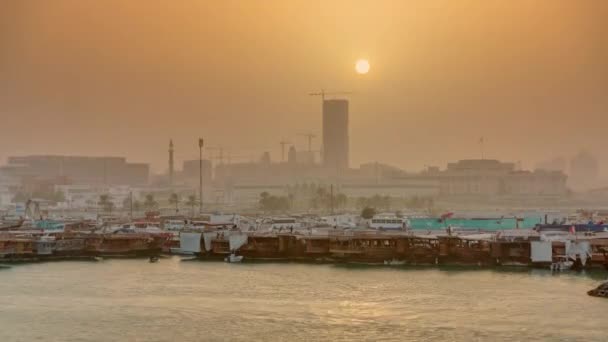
330,184 -> 334,215
199,138 -> 204,214
129,191 -> 133,220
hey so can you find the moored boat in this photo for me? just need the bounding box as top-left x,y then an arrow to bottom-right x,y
224,253 -> 243,263
587,282 -> 608,298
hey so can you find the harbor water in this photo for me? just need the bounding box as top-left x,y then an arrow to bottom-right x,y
1,257 -> 606,341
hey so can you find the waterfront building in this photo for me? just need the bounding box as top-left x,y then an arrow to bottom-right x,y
569,150 -> 600,191
181,159 -> 212,187
536,157 -> 567,173
1,155 -> 149,186
339,179 -> 440,199
295,151 -> 316,165
503,170 -> 568,196
287,146 -> 297,165
438,159 -> 567,196
0,171 -> 19,208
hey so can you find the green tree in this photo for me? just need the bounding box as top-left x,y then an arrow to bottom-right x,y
132,200 -> 142,212
335,193 -> 348,209
98,194 -> 114,213
85,198 -> 96,209
260,192 -> 270,201
309,186 -> 333,211
122,196 -> 132,210
259,192 -> 271,212
259,192 -> 290,212
356,197 -> 369,209
373,196 -> 379,208
168,193 -> 180,213
185,195 -> 198,217
382,195 -> 391,210
144,194 -> 158,211
361,206 -> 377,219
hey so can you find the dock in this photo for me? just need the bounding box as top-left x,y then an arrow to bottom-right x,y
1,226 -> 607,270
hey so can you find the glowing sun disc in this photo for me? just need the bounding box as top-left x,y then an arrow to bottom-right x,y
355,59 -> 370,74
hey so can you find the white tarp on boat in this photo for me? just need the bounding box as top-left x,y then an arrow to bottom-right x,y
203,232 -> 217,252
565,240 -> 591,265
229,234 -> 248,251
530,241 -> 552,262
179,232 -> 202,253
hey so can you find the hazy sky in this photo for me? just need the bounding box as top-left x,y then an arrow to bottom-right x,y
1,1 -> 607,174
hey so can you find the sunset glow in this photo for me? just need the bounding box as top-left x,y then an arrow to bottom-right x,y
355,59 -> 370,74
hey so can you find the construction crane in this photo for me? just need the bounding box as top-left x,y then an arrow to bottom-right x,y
225,153 -> 253,165
279,140 -> 292,162
308,89 -> 352,101
206,146 -> 224,165
298,133 -> 316,152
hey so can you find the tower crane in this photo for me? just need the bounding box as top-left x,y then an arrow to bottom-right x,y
298,133 -> 316,152
206,146 -> 224,165
308,89 -> 352,101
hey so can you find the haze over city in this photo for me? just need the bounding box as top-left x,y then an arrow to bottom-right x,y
3,2 -> 608,341
1,0 -> 607,178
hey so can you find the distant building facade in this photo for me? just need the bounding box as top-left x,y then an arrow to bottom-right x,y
439,159 -> 567,196
295,151 -> 316,165
1,155 -> 149,186
181,159 -> 212,189
569,151 -> 599,191
322,99 -> 349,172
536,157 -> 567,173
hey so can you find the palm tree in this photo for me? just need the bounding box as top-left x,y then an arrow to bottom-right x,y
132,200 -> 142,212
361,206 -> 377,220
259,192 -> 270,212
122,197 -> 131,210
260,191 -> 270,201
98,194 -> 114,213
85,198 -> 96,210
336,193 -> 348,209
143,194 -> 157,211
185,195 -> 198,217
168,193 -> 179,214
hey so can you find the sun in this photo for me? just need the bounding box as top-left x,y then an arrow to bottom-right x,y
355,59 -> 370,74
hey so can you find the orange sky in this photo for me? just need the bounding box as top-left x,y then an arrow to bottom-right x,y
1,0 -> 607,174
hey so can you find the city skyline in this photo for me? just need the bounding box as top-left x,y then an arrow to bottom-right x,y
1,1 -> 607,175
2,2 -> 608,340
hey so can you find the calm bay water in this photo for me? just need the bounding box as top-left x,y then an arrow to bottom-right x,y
1,257 -> 606,342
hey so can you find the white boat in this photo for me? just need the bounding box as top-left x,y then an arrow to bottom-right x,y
172,232 -> 203,255
164,219 -> 186,231
550,256 -> 573,271
269,217 -> 301,231
107,222 -> 162,234
384,259 -> 406,266
225,253 -> 243,263
320,214 -> 357,229
369,215 -> 407,230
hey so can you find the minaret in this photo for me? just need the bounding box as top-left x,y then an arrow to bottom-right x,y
169,139 -> 174,187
